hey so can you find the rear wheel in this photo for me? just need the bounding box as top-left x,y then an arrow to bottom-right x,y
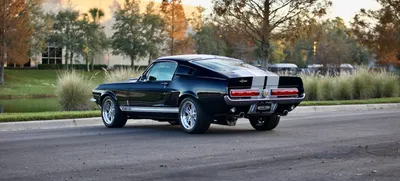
249,115 -> 280,131
179,97 -> 211,134
101,96 -> 127,128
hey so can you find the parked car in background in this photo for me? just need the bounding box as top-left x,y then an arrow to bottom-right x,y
268,63 -> 299,75
91,55 -> 305,134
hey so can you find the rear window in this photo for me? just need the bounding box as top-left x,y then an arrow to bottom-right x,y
175,65 -> 195,76
192,58 -> 265,75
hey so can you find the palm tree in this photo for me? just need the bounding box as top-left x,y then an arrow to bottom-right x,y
85,8 -> 106,71
88,8 -> 105,24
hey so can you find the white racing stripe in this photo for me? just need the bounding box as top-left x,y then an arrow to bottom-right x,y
232,69 -> 281,98
251,76 -> 265,99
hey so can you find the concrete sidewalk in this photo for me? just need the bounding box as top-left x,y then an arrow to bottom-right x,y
0,103 -> 399,132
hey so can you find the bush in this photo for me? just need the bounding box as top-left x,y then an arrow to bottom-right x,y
298,67 -> 400,101
38,64 -> 107,70
103,68 -> 143,83
113,64 -> 147,71
55,70 -> 94,111
300,73 -> 320,101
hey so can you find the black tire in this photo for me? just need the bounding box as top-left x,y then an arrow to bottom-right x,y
101,96 -> 127,128
178,97 -> 211,134
168,120 -> 180,125
249,114 -> 280,131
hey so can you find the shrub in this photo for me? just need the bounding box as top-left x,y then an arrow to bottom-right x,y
333,73 -> 353,100
299,67 -> 399,101
103,68 -> 143,83
38,64 -> 107,70
55,70 -> 94,111
300,73 -> 320,101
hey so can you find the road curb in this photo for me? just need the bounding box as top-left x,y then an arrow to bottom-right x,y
1,103 -> 399,131
292,103 -> 400,113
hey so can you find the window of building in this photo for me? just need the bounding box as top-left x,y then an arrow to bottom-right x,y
42,44 -> 62,64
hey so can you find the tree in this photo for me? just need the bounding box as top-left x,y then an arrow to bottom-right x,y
193,24 -> 227,55
0,0 -> 32,85
81,8 -> 108,71
352,0 -> 400,66
142,2 -> 165,64
27,0 -> 53,58
51,9 -> 83,70
111,0 -> 147,68
160,0 -> 188,55
213,0 -> 332,68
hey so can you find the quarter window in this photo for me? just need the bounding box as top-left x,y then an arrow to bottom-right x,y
146,62 -> 177,81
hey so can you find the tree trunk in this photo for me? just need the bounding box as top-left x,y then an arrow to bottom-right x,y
85,54 -> 89,72
0,63 -> 4,85
65,48 -> 69,70
261,0 -> 271,69
69,52 -> 74,69
170,37 -> 174,55
148,53 -> 152,65
90,56 -> 94,71
131,56 -> 135,69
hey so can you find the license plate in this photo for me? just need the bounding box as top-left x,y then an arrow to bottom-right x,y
257,102 -> 272,111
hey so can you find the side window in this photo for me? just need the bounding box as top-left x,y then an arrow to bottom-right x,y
146,62 -> 177,81
175,65 -> 195,76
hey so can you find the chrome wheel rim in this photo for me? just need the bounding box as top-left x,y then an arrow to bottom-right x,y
102,99 -> 115,124
180,101 -> 197,130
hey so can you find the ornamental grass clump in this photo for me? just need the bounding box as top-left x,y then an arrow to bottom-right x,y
352,68 -> 377,99
297,67 -> 399,101
332,72 -> 353,100
372,69 -> 400,98
300,73 -> 320,101
56,70 -> 94,111
317,73 -> 336,100
103,68 -> 143,83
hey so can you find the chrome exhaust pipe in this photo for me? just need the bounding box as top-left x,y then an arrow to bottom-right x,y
282,110 -> 289,116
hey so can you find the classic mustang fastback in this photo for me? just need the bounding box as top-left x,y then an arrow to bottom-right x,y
91,54 -> 305,134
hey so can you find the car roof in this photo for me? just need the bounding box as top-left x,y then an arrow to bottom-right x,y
155,54 -> 238,62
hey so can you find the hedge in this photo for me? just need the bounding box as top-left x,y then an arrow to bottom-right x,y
38,64 -> 108,70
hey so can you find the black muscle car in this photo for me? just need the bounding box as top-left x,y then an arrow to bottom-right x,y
91,54 -> 305,134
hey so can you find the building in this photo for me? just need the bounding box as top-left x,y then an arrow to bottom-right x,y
11,0 -> 198,69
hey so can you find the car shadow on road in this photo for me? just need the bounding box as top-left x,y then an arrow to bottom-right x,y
121,123 -> 278,136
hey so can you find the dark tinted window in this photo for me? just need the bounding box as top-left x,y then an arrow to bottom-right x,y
175,65 -> 195,76
192,58 -> 265,74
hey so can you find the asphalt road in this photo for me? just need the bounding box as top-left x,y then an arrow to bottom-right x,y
1,109 -> 400,181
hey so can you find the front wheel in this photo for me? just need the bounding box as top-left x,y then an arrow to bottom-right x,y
179,97 -> 211,134
101,96 -> 127,128
249,115 -> 280,131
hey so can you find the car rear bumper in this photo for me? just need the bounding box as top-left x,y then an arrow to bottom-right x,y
223,94 -> 306,106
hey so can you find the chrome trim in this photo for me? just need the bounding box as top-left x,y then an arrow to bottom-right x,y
224,94 -> 306,106
90,98 -> 97,102
120,106 -> 179,113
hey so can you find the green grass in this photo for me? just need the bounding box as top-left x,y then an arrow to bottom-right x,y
0,70 -> 105,98
0,98 -> 60,112
0,110 -> 100,122
300,97 -> 400,106
1,98 -> 399,122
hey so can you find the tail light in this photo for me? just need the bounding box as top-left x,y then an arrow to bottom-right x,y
230,89 -> 260,97
271,88 -> 299,97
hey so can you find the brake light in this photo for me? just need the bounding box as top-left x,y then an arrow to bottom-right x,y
271,88 -> 299,96
230,89 -> 260,97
